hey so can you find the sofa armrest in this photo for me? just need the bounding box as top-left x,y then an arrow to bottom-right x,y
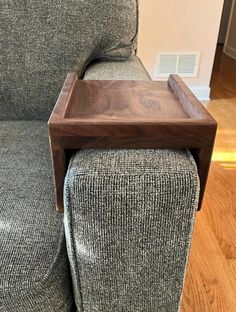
83,56 -> 151,81
64,148 -> 199,311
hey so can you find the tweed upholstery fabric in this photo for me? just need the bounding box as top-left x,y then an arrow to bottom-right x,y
0,0 -> 137,120
84,56 -> 150,80
64,149 -> 199,312
0,121 -> 74,311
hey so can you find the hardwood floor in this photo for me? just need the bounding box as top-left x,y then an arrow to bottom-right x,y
180,46 -> 236,311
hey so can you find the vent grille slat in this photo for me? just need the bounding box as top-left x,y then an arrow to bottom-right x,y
178,55 -> 197,74
159,55 -> 177,74
156,52 -> 200,78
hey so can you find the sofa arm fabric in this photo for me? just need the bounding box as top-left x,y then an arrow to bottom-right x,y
64,149 -> 199,312
83,56 -> 151,80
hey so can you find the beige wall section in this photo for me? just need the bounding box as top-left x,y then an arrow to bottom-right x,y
137,0 -> 224,93
225,0 -> 236,57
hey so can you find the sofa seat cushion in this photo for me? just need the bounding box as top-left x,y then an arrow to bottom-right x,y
0,121 -> 74,311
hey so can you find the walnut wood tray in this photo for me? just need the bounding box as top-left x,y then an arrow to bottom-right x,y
48,73 -> 217,212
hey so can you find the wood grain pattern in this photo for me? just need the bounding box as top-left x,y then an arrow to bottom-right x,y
180,45 -> 236,311
65,79 -> 189,120
187,217 -> 236,312
49,146 -> 66,213
48,72 -> 77,212
181,260 -> 212,312
48,75 -> 217,212
168,74 -> 211,120
49,72 -> 77,122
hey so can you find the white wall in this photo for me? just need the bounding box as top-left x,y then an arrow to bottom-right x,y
137,0 -> 224,100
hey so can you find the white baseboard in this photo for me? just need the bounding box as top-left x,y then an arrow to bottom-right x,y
189,86 -> 211,102
224,45 -> 236,60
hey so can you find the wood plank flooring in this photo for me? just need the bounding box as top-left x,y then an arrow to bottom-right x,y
180,46 -> 236,311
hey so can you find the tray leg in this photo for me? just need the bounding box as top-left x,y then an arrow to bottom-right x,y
50,147 -> 66,213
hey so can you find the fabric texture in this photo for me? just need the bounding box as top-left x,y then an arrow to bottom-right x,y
0,121 -> 74,311
64,149 -> 199,312
84,56 -> 151,80
0,0 -> 137,120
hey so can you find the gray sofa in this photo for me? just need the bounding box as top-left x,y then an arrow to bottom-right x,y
0,1 -> 199,311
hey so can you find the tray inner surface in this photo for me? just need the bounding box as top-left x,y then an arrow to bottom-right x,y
65,81 -> 190,121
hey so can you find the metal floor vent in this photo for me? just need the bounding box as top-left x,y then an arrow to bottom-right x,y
155,52 -> 200,78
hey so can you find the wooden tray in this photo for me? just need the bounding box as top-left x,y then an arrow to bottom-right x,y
49,73 -> 217,212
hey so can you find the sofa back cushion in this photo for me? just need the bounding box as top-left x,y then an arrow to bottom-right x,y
0,0 -> 138,120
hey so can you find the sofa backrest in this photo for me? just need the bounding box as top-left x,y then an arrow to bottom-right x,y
0,0 -> 138,120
